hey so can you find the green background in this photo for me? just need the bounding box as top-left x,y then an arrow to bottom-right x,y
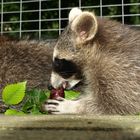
0,0 -> 139,39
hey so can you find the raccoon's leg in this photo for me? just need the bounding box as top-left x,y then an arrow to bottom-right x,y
44,97 -> 82,114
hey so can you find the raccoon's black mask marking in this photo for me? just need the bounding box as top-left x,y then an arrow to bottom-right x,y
52,57 -> 81,79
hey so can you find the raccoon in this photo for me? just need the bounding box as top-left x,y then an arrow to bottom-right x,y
0,36 -> 54,112
45,8 -> 140,115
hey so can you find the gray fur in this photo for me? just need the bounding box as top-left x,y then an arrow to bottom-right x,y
51,11 -> 140,115
0,36 -> 54,112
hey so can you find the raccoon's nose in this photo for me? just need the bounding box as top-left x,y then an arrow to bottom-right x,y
47,83 -> 54,90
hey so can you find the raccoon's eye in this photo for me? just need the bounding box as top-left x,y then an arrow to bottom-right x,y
52,58 -> 78,79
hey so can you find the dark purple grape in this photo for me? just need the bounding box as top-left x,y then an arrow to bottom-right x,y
50,87 -> 65,99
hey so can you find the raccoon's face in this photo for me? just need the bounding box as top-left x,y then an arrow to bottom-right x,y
50,8 -> 98,89
51,57 -> 82,89
51,30 -> 83,89
51,34 -> 82,89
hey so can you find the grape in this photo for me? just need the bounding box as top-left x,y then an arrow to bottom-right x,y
50,87 -> 65,99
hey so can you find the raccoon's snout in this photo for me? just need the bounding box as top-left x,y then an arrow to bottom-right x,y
51,71 -> 66,89
51,71 -> 81,89
47,81 -> 68,90
62,81 -> 69,89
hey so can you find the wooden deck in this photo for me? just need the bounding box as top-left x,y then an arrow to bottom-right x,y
0,115 -> 140,140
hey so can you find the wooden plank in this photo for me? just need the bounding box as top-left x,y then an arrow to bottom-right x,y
0,115 -> 140,140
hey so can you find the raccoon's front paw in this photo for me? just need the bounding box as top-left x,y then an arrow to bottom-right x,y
44,97 -> 78,114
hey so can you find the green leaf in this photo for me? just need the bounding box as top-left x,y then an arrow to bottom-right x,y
39,90 -> 49,103
4,109 -> 25,115
21,89 -> 48,114
2,81 -> 27,105
65,90 -> 80,100
21,101 -> 34,113
30,105 -> 42,115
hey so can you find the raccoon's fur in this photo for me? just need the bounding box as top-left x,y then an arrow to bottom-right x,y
45,8 -> 140,115
0,36 -> 54,112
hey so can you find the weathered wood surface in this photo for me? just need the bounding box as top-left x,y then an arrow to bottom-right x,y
0,115 -> 140,140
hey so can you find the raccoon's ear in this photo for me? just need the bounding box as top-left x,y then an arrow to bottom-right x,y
71,11 -> 98,43
69,7 -> 82,23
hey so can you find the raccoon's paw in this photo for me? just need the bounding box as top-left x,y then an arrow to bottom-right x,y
44,97 -> 78,114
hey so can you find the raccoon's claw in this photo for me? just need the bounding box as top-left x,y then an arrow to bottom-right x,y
46,98 -> 62,105
55,96 -> 65,101
45,104 -> 59,113
44,98 -> 78,114
44,98 -> 65,114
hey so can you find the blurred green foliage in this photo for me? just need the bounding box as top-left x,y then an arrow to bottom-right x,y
0,0 -> 139,39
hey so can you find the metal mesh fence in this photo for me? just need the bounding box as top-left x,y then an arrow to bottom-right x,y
0,0 -> 140,39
